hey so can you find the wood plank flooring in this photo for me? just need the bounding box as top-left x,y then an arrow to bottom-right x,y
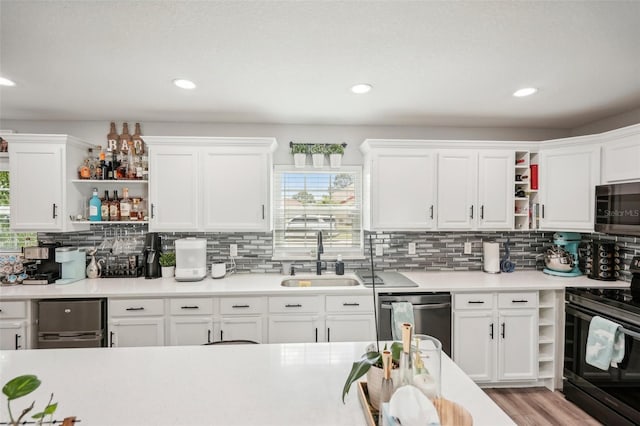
484,387 -> 602,426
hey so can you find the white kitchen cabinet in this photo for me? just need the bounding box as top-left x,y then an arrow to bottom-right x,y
168,298 -> 215,346
437,150 -> 513,230
108,298 -> 165,347
219,296 -> 266,343
366,148 -> 436,230
453,291 -> 538,384
0,300 -> 30,350
202,149 -> 270,231
268,295 -> 323,343
6,134 -> 92,231
148,146 -> 200,231
601,129 -> 640,183
146,136 -> 276,232
539,145 -> 600,231
325,295 -> 375,342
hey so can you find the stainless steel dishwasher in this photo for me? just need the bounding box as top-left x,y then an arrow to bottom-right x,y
378,292 -> 452,356
36,299 -> 106,348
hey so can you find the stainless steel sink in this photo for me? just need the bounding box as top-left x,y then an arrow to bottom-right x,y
280,277 -> 361,287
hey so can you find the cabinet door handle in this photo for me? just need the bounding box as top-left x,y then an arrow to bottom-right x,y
15,334 -> 21,350
125,307 -> 145,311
181,306 -> 199,310
207,329 -> 212,344
109,331 -> 115,347
541,204 -> 545,219
220,330 -> 224,341
468,301 -> 485,304
262,204 -> 265,220
480,205 -> 484,220
489,324 -> 494,340
512,300 -> 529,303
342,303 -> 360,307
151,203 -> 156,219
315,327 -> 318,343
327,328 -> 330,342
429,205 -> 434,220
232,304 -> 250,309
501,322 -> 505,338
52,203 -> 58,219
285,304 -> 302,308
470,205 -> 474,219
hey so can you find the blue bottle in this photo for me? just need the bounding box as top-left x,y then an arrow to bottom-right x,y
89,188 -> 102,222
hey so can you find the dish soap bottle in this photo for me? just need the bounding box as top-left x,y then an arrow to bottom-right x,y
88,188 -> 101,222
335,255 -> 344,275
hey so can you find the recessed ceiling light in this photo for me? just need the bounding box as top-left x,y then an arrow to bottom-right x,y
0,77 -> 16,87
173,79 -> 196,90
513,87 -> 537,97
351,83 -> 372,94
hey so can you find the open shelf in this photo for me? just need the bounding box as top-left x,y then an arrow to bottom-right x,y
71,179 -> 147,183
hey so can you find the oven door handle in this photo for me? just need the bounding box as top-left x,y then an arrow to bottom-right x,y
381,302 -> 451,310
566,304 -> 640,339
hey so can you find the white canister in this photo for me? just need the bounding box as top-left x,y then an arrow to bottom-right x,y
483,242 -> 501,274
211,262 -> 226,279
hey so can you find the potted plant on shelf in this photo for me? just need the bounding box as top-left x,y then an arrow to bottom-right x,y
310,144 -> 326,168
342,342 -> 402,410
327,144 -> 345,168
291,143 -> 308,168
159,252 -> 176,278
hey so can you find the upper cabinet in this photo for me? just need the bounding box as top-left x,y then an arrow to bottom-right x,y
539,144 -> 600,231
146,136 -> 276,232
7,134 -> 93,232
601,126 -> 640,183
437,150 -> 513,230
363,147 -> 436,230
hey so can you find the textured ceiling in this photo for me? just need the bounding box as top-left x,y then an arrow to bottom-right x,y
1,1 -> 640,129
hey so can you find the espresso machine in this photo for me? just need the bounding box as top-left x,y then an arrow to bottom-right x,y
143,233 -> 162,279
22,243 -> 61,284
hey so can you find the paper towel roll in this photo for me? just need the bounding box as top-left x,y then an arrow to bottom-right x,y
483,242 -> 501,274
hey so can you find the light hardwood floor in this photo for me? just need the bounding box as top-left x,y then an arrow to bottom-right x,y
485,387 -> 602,426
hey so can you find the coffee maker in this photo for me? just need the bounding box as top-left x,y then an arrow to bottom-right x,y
143,233 -> 162,279
55,247 -> 86,285
22,243 -> 61,284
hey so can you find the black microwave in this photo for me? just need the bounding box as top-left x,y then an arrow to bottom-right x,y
595,182 -> 640,236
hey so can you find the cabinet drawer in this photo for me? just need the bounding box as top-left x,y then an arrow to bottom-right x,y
220,297 -> 266,315
498,292 -> 538,309
169,298 -> 214,315
454,293 -> 493,310
269,296 -> 322,313
0,301 -> 27,319
109,299 -> 165,317
326,295 -> 373,313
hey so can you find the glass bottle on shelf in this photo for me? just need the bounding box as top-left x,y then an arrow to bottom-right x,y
78,158 -> 91,180
101,190 -> 110,221
89,188 -> 101,222
97,147 -> 106,180
141,153 -> 149,180
109,190 -> 120,221
126,140 -> 137,179
107,122 -> 119,152
130,198 -> 140,221
132,122 -> 145,155
119,188 -> 131,220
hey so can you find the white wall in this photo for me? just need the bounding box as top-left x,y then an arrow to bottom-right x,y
0,119 -> 568,165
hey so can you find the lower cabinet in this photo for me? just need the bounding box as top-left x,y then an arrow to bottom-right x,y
108,298 -> 165,347
219,297 -> 266,343
453,291 -> 538,383
325,295 -> 376,342
0,300 -> 29,350
268,295 -> 324,343
168,298 -> 215,346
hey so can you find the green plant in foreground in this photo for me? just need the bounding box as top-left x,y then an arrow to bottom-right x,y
159,251 -> 176,267
341,341 -> 402,403
3,374 -> 57,426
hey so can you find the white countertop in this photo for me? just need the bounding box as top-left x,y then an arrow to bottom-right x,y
0,342 -> 515,426
0,270 -> 628,300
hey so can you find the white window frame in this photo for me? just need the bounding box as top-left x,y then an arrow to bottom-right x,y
272,165 -> 364,260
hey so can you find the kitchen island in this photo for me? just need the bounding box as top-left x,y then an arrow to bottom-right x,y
0,341 -> 515,426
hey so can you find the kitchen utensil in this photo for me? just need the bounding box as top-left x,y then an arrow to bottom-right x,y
379,350 -> 393,423
543,232 -> 582,277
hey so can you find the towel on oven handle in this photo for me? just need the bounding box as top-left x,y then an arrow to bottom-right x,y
391,302 -> 414,341
585,315 -> 625,370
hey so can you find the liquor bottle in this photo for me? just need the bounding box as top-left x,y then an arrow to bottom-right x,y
89,188 -> 102,222
101,190 -> 110,221
97,146 -> 106,180
130,198 -> 140,221
141,153 -> 149,180
78,158 -> 91,179
126,140 -> 137,179
397,323 -> 413,388
107,122 -> 119,152
119,188 -> 131,220
119,122 -> 132,153
132,122 -> 145,155
109,190 -> 120,221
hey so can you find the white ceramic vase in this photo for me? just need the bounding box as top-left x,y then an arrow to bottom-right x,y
161,266 -> 175,278
312,153 -> 325,168
293,153 -> 306,168
329,153 -> 342,168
